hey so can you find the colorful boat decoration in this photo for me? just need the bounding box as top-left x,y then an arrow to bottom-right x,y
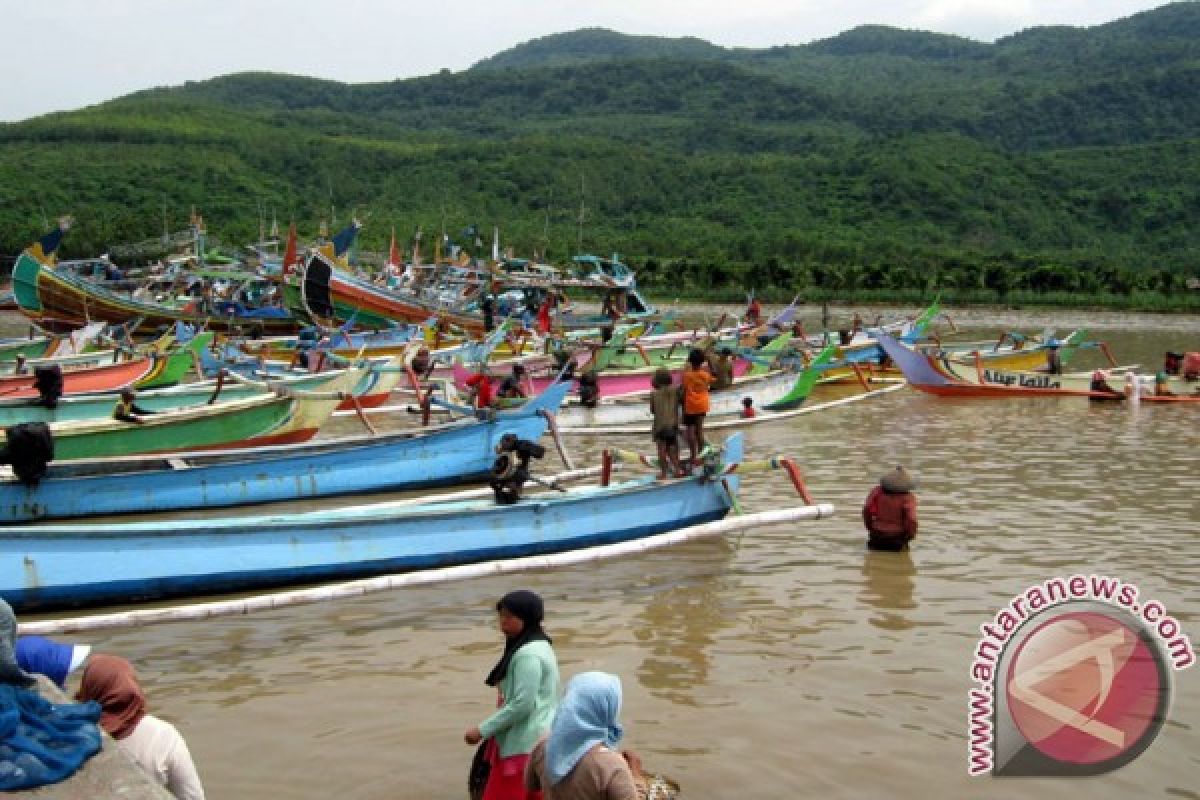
0,432 -> 746,611
0,382 -> 571,523
552,345 -> 835,430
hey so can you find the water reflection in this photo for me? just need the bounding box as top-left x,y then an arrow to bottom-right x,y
633,547 -> 734,706
860,549 -> 917,631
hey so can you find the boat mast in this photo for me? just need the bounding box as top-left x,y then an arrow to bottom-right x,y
576,175 -> 586,254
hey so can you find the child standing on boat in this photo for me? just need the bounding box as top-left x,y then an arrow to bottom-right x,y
681,349 -> 716,469
649,368 -> 682,480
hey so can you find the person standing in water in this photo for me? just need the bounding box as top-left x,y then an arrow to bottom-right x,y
862,466 -> 919,551
465,590 -> 560,800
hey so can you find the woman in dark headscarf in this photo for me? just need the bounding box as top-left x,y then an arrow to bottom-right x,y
77,654 -> 206,800
464,590 -> 560,800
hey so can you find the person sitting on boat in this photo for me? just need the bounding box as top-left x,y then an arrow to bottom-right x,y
681,349 -> 716,468
862,466 -> 919,552
577,370 -> 600,408
1044,339 -> 1063,375
707,346 -> 735,390
1089,370 -> 1123,398
649,368 -> 682,481
525,671 -> 641,800
16,635 -> 92,690
498,364 -> 528,400
741,396 -> 756,419
113,388 -> 157,424
1155,370 -> 1175,397
466,368 -> 496,410
12,354 -> 28,375
1163,351 -> 1184,376
410,347 -> 435,381
77,654 -> 207,800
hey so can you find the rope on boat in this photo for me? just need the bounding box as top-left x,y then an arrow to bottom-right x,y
539,410 -> 574,470
205,369 -> 227,405
344,392 -> 378,436
16,503 -> 831,635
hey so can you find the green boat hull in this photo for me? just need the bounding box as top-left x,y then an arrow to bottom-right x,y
21,395 -> 299,461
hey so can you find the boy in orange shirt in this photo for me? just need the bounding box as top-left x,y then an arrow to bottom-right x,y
681,348 -> 716,468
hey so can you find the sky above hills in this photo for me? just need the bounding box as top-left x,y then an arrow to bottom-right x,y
0,0 -> 1170,122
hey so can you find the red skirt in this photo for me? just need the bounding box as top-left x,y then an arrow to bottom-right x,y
482,739 -> 542,800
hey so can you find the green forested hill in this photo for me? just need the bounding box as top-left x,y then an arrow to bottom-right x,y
1,2 -> 1198,305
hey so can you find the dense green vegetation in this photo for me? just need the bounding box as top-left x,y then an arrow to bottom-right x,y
1,2 -> 1198,309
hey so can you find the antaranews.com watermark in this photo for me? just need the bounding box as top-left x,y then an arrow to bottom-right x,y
968,574 -> 1193,777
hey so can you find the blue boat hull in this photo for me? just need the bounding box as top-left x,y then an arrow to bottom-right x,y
0,383 -> 571,522
1,461 -> 739,611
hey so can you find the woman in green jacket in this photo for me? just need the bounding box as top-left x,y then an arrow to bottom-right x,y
465,590 -> 560,800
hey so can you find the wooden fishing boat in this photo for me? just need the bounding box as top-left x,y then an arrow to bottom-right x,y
0,382 -> 571,523
0,335 -> 54,362
877,334 -> 1154,399
0,431 -> 747,611
0,356 -> 154,400
0,359 -> 371,426
11,251 -> 298,336
452,356 -> 754,403
552,345 -> 836,430
295,251 -> 487,333
0,368 -> 362,461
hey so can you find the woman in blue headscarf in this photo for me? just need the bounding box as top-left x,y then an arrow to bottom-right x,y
525,672 -> 640,800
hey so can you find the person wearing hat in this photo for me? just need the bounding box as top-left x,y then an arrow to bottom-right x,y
16,635 -> 92,689
1044,339 -> 1063,375
862,467 -> 919,551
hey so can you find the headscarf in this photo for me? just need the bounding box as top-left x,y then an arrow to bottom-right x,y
0,598 -> 37,687
15,636 -> 91,689
544,672 -> 624,786
75,654 -> 146,739
485,590 -> 551,686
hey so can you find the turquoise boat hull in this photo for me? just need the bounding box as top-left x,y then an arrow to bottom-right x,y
0,432 -> 741,611
0,383 -> 570,523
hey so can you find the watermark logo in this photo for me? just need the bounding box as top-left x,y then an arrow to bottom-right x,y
968,576 -> 1193,776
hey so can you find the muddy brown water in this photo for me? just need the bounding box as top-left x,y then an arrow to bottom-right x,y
8,308 -> 1198,799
